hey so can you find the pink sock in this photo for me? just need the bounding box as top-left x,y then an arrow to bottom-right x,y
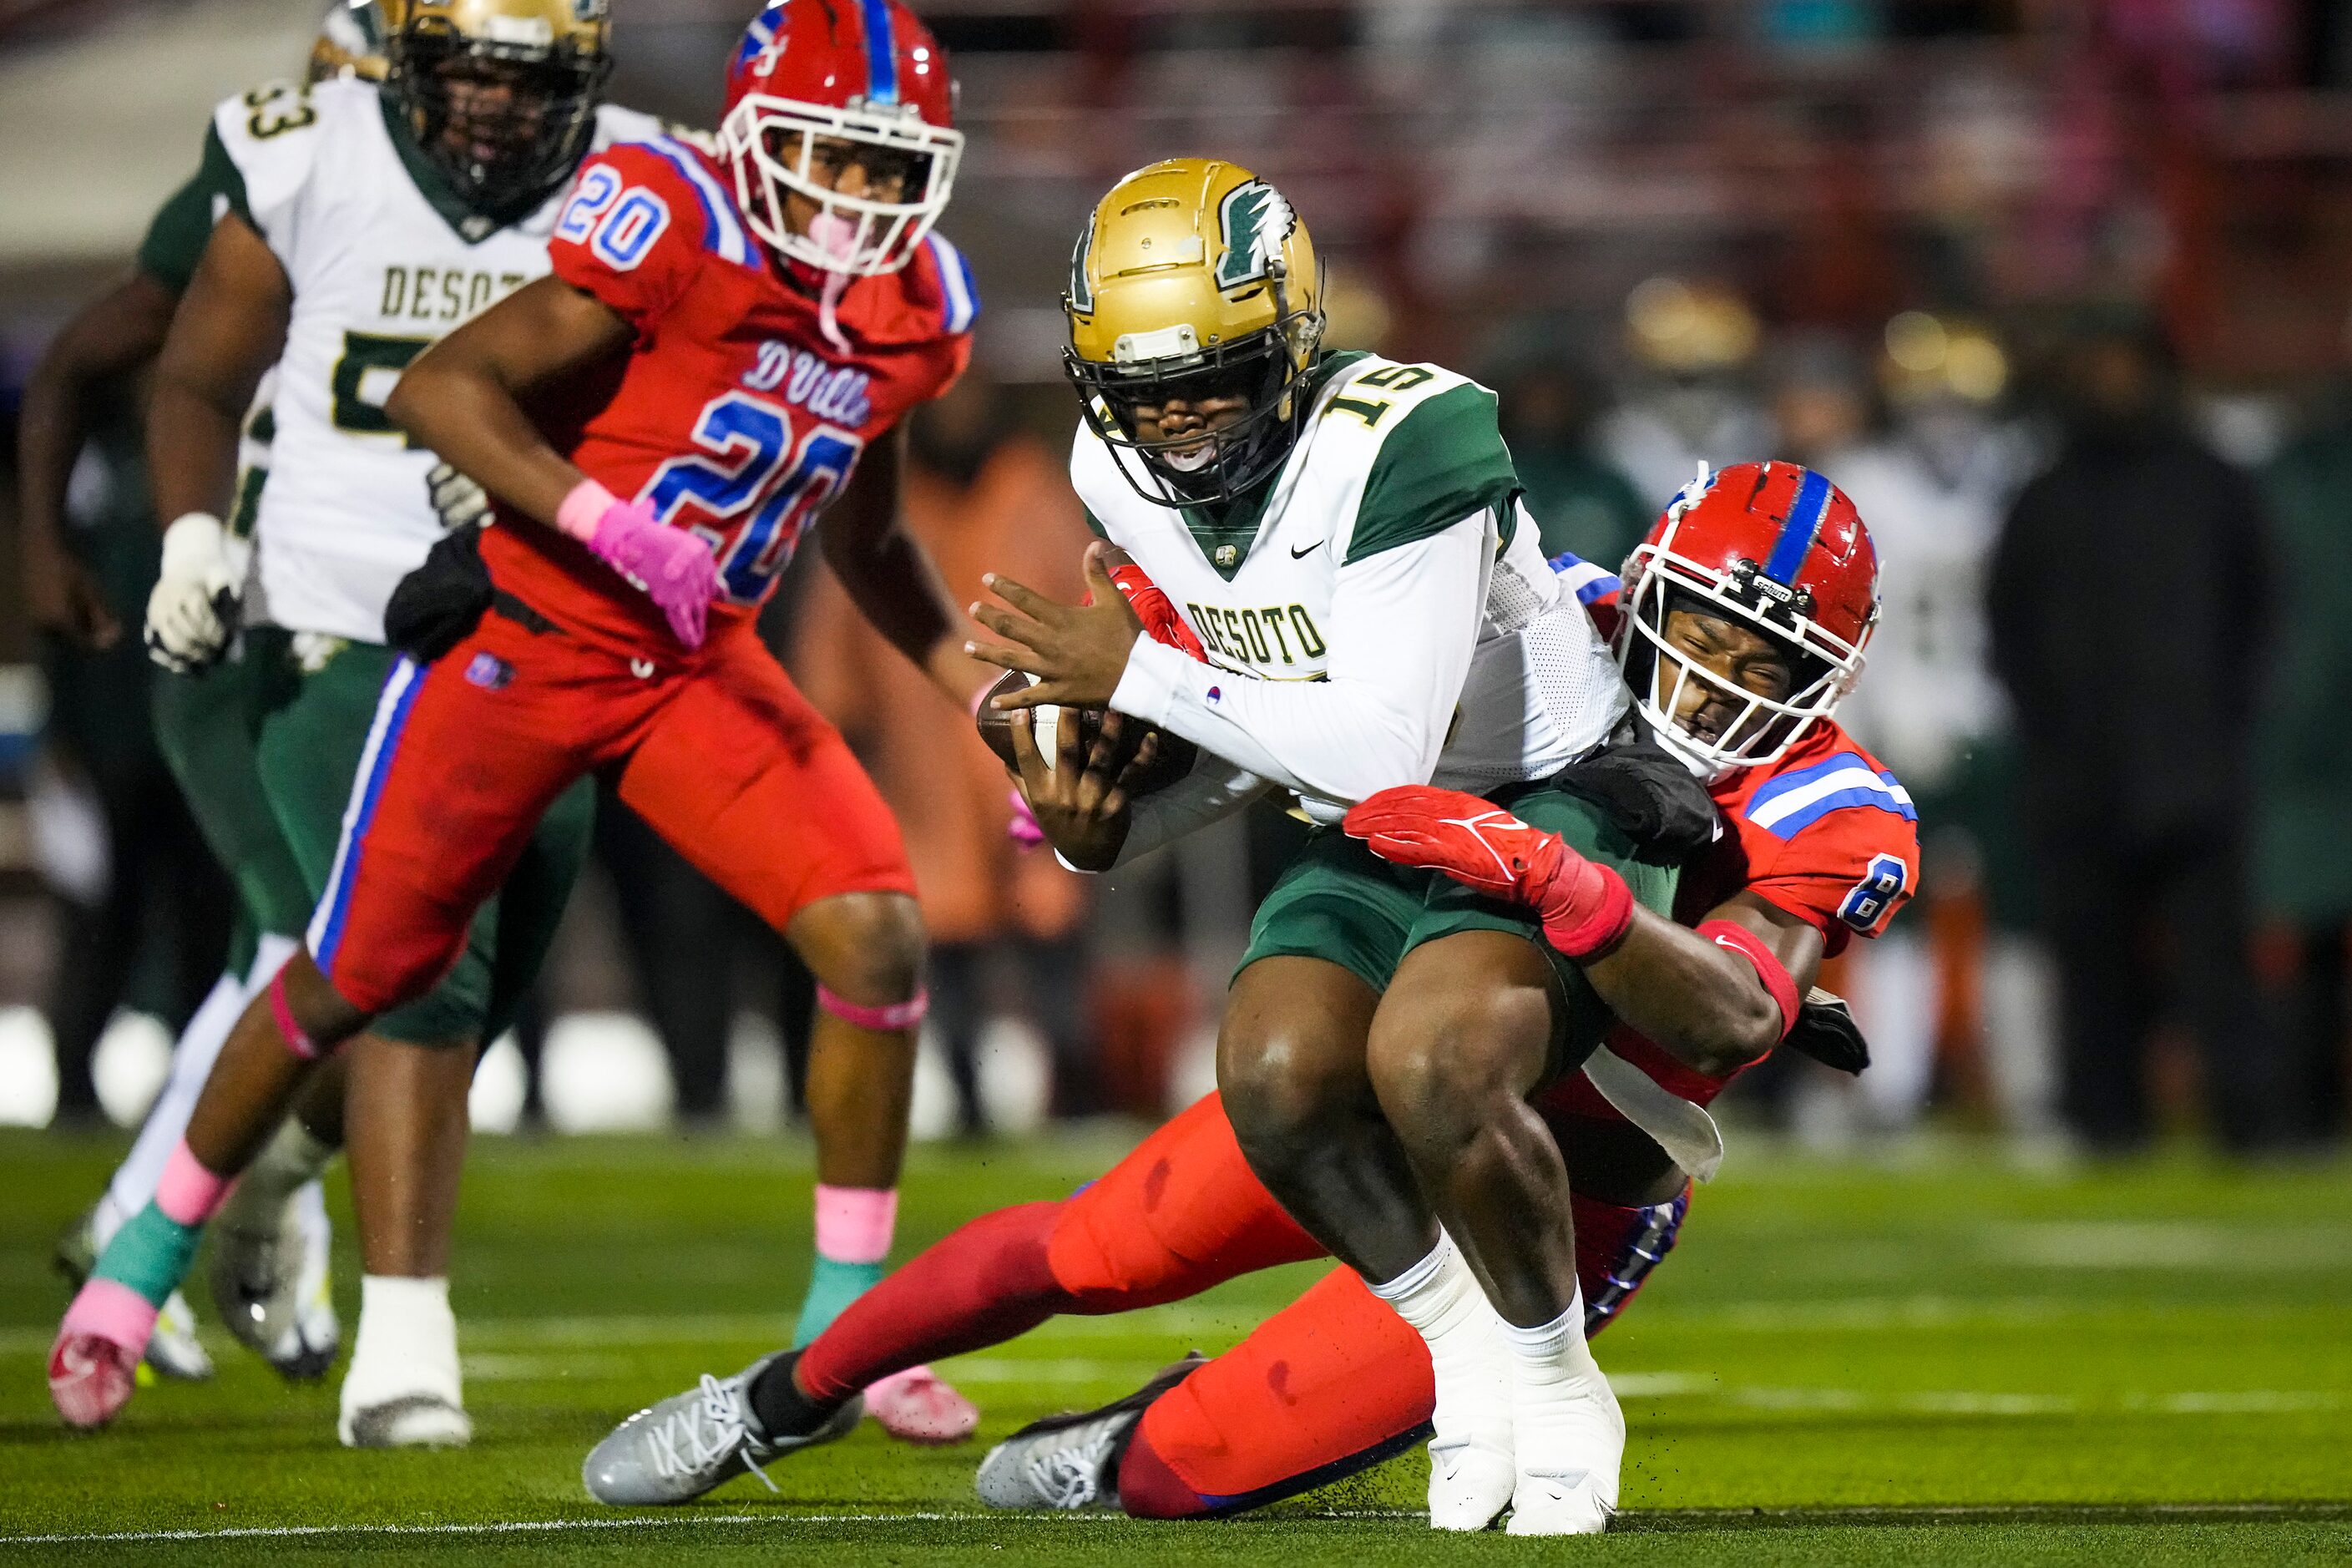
814,1184 -> 897,1266
60,1278 -> 160,1357
154,1141 -> 233,1227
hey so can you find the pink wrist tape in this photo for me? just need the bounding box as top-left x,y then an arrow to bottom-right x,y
817,984 -> 928,1032
155,1140 -> 234,1227
269,969 -> 321,1061
813,1184 -> 898,1265
1697,918 -> 1801,1039
555,478 -> 619,543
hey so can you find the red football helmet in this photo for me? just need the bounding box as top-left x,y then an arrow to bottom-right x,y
721,0 -> 963,276
1617,459 -> 1879,776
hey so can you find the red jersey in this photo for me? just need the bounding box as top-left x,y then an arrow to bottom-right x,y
482,134 -> 977,655
1547,718 -> 1921,1118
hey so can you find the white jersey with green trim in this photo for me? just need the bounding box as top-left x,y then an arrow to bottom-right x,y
1076,351 -> 1626,828
214,77 -> 660,643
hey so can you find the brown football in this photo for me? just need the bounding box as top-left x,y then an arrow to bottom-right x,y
975,669 -> 1196,797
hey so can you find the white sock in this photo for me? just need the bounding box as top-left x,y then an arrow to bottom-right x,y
104,967 -> 247,1222
1500,1284 -> 1621,1505
342,1275 -> 463,1415
1498,1295 -> 1600,1384
1367,1232 -> 1513,1453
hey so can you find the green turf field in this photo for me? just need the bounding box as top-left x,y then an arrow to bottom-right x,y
4,1125 -> 2349,1564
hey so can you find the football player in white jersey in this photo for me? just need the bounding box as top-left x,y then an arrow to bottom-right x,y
53,0 -> 648,1447
29,3 -> 394,1393
968,159 -> 1667,1535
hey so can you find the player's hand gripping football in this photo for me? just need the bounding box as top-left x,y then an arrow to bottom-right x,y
968,543 -> 1146,711
145,511 -> 250,675
1009,704 -> 1163,873
1343,785 -> 1635,959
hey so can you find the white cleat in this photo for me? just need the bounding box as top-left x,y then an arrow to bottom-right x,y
144,1291 -> 216,1383
341,1394 -> 473,1449
1427,1432 -> 1517,1531
1423,1306 -> 1515,1530
1504,1368 -> 1622,1536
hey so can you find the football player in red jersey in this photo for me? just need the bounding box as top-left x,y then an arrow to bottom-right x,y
576,460 -> 1920,1516
47,0 -> 988,1442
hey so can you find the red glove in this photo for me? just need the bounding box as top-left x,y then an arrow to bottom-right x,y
1108,561 -> 1207,661
1343,785 -> 1635,959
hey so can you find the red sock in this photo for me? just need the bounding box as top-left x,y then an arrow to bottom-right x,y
797,1200 -> 1068,1404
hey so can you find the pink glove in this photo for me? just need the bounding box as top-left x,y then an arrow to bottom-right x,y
558,480 -> 718,650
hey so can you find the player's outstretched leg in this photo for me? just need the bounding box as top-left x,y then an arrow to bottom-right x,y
63,935 -> 306,1385
49,951 -> 374,1429
1369,933 -> 1621,1536
780,890 -> 978,1442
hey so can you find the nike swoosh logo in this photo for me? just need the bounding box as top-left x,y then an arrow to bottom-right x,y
1290,540 -> 1322,559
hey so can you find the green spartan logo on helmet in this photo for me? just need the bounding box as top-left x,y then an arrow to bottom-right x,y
1216,179 -> 1294,290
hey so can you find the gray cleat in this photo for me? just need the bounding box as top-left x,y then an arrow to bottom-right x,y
584,1353 -> 862,1505
975,1353 -> 1205,1511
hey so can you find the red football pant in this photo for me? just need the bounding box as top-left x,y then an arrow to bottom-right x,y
311,614 -> 914,1014
794,1092 -> 1688,1517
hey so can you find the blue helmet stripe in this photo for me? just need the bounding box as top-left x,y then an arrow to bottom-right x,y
1762,467 -> 1833,585
859,0 -> 898,104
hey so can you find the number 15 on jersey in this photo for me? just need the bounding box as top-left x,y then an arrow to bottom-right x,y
640,390 -> 862,604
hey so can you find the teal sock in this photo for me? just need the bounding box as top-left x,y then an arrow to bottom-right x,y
792,1255 -> 884,1348
90,1201 -> 203,1309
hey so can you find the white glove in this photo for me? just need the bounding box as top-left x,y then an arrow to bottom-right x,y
144,512 -> 249,675
427,461 -> 490,530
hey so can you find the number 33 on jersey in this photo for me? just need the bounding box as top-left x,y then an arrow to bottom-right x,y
481,136 -> 978,653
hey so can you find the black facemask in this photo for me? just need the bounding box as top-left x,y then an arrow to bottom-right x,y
1065,325 -> 1314,509
389,23 -> 609,221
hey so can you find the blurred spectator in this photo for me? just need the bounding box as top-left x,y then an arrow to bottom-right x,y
1601,277 -> 1773,507
793,372 -> 1100,1132
24,400 -> 229,1125
1495,357 -> 1651,571
2253,376 -> 2352,1148
1988,318 -> 2288,1153
1777,324 -> 2060,1136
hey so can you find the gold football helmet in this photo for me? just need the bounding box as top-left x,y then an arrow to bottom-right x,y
382,0 -> 612,215
1065,158 -> 1324,507
310,1 -> 388,83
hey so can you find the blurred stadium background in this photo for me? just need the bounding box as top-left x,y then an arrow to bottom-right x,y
7,0 -> 2352,1158
6,0 -> 2352,1555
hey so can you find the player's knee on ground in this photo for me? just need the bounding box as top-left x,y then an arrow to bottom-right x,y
1365,968 -> 1554,1156
791,891 -> 926,1006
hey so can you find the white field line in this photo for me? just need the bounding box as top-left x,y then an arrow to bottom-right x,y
8,1500 -> 2349,1548
8,1292 -> 2338,1360
0,1512 -> 1130,1548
